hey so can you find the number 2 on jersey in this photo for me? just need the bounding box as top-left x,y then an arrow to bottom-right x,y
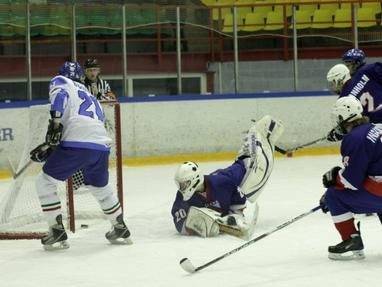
78,90 -> 105,121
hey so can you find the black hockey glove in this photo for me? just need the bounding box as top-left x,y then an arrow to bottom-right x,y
45,119 -> 63,147
327,127 -> 344,142
30,143 -> 54,163
322,166 -> 342,188
319,193 -> 329,213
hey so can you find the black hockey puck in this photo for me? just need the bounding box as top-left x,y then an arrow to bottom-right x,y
81,224 -> 89,228
227,216 -> 237,226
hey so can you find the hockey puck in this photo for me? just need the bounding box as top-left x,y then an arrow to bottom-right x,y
227,216 -> 237,226
81,224 -> 89,228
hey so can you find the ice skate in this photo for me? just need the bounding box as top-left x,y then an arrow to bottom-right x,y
328,233 -> 365,260
41,215 -> 69,251
105,214 -> 132,245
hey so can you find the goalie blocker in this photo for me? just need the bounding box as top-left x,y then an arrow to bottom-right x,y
171,115 -> 284,239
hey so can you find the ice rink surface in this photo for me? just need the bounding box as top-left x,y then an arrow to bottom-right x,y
0,155 -> 381,287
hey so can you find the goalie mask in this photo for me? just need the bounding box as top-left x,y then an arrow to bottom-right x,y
327,64 -> 351,95
331,96 -> 363,135
58,61 -> 85,83
174,161 -> 204,201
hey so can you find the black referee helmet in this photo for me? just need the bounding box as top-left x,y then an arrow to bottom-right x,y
84,58 -> 100,69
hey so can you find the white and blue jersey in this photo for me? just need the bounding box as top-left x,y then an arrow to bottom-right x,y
49,75 -> 111,151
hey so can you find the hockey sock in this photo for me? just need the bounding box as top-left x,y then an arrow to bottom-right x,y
90,184 -> 122,223
335,218 -> 357,241
36,172 -> 62,226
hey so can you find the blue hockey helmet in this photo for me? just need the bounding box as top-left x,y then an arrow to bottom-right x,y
342,48 -> 366,65
58,61 -> 85,83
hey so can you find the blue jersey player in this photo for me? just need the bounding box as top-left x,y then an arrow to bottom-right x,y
171,116 -> 284,239
319,96 -> 382,260
326,60 -> 382,141
30,62 -> 131,250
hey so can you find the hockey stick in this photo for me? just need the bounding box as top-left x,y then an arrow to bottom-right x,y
179,205 -> 321,274
275,145 -> 287,155
275,136 -> 327,156
286,136 -> 327,153
13,160 -> 33,179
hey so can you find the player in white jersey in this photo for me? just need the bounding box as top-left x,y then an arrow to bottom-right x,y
30,62 -> 131,250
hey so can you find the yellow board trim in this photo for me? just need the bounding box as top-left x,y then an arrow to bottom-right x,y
0,146 -> 340,179
123,146 -> 341,166
0,170 -> 12,180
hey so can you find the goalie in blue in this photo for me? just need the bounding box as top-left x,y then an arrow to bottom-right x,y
30,62 -> 131,250
171,116 -> 284,239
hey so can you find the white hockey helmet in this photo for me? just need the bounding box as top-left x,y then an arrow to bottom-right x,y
331,96 -> 363,128
327,64 -> 351,94
174,161 -> 204,201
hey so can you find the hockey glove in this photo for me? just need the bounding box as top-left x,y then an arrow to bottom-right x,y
327,127 -> 344,142
319,192 -> 329,213
45,119 -> 63,146
30,143 -> 54,163
322,166 -> 342,188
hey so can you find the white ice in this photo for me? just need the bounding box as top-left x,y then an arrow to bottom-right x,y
0,155 -> 381,287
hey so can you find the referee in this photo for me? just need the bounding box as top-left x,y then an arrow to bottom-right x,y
84,58 -> 116,101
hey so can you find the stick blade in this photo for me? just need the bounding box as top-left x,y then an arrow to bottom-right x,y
180,258 -> 196,274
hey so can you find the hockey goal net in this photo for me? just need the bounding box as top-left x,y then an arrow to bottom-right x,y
0,101 -> 123,239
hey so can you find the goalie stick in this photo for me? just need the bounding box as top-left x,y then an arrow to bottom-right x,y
179,205 -> 320,274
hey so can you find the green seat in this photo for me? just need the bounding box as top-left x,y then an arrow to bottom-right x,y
11,15 -> 25,36
126,8 -> 156,36
104,8 -> 122,35
0,10 -> 15,37
0,8 -> 10,24
77,7 -> 118,36
31,9 -> 51,36
31,6 -> 70,37
76,9 -> 94,35
140,8 -> 157,36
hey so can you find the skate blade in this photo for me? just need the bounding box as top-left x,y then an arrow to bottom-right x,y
43,240 -> 70,251
108,237 -> 133,245
328,250 -> 365,261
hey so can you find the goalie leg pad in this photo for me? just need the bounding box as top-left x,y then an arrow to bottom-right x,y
240,141 -> 274,203
254,115 -> 284,146
185,207 -> 221,238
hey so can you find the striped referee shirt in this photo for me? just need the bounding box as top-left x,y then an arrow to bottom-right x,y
84,77 -> 112,100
